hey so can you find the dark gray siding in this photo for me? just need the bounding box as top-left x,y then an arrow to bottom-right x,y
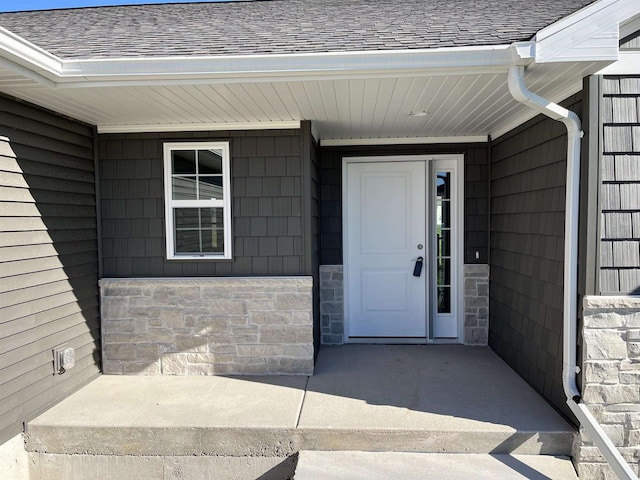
0,95 -> 100,443
99,130 -> 306,276
489,93 -> 582,422
318,143 -> 489,265
599,76 -> 640,294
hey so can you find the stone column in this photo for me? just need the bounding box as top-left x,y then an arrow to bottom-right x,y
577,295 -> 640,479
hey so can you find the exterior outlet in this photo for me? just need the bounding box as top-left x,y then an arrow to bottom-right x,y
53,347 -> 75,375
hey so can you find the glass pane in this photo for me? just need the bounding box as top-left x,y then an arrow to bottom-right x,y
437,200 -> 451,228
437,287 -> 451,313
198,176 -> 224,200
198,149 -> 223,174
175,230 -> 201,253
201,228 -> 225,253
437,259 -> 451,286
172,176 -> 197,200
174,208 -> 200,229
436,172 -> 451,199
437,230 -> 451,257
172,150 -> 196,174
199,207 -> 223,226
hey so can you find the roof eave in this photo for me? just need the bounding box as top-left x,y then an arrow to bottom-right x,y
0,30 -> 536,88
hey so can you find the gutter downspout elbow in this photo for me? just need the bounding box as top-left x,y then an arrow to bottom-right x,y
507,63 -> 638,480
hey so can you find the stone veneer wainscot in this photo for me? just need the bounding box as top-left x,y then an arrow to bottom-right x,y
577,295 -> 640,479
100,277 -> 314,376
319,264 -> 489,345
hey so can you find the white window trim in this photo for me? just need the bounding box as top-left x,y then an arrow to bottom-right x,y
163,141 -> 232,260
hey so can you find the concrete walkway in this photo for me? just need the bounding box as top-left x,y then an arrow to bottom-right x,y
26,345 -> 575,459
294,451 -> 579,480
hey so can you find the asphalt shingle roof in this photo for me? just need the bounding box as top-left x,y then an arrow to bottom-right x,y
0,0 -> 597,60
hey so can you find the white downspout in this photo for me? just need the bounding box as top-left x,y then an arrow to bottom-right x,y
507,64 -> 637,480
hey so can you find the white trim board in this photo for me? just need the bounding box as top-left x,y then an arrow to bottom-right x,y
98,121 -> 302,134
341,154 -> 464,343
321,136 -> 488,147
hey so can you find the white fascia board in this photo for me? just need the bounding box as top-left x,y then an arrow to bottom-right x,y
97,121 -> 301,134
0,27 -> 63,82
0,37 -> 534,88
596,51 -> 640,74
321,136 -> 488,147
535,0 -> 640,63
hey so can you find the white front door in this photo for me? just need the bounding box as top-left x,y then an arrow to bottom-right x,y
344,155 -> 462,342
345,160 -> 427,338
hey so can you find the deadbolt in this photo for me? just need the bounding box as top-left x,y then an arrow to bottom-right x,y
417,244 -> 424,250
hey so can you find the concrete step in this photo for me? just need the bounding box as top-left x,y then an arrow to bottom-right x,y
294,451 -> 579,480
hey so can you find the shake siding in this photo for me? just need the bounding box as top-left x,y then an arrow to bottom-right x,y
599,75 -> 640,293
318,143 -> 489,265
489,93 -> 582,422
0,95 -> 100,443
99,130 -> 305,276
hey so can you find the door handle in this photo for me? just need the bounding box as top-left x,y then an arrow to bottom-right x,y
413,256 -> 424,277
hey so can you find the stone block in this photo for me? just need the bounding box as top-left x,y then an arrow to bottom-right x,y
103,320 -> 135,333
209,299 -> 246,315
577,462 -> 618,480
161,309 -> 185,328
584,329 -> 629,360
175,335 -> 209,353
584,312 -> 627,329
464,314 -> 478,327
123,362 -> 160,375
251,311 -> 292,325
188,364 -> 216,375
136,344 -> 160,362
619,371 -> 640,384
161,353 -> 188,375
275,292 -> 312,311
292,311 -> 312,325
584,361 -> 622,384
260,325 -> 312,344
146,328 -> 176,344
102,361 -> 123,374
193,316 -> 230,335
103,344 -> 136,361
583,384 -> 639,404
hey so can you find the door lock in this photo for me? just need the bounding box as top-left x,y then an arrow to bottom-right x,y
413,256 -> 424,277
417,244 -> 424,250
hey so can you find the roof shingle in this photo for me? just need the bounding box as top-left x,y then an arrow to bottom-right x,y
0,0 -> 597,60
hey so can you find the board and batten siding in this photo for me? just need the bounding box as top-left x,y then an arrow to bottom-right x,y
0,95 -> 100,444
489,92 -> 582,423
599,75 -> 640,294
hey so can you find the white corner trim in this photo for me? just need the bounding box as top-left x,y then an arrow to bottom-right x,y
534,0 -> 640,63
321,136 -> 488,147
98,121 -> 301,134
596,51 -> 640,74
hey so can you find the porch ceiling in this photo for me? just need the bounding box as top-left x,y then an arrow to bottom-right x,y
0,59 -> 604,141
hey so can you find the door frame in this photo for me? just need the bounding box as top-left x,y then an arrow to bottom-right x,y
341,154 -> 465,344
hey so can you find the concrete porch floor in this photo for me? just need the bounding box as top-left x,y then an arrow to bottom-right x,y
24,346 -> 577,478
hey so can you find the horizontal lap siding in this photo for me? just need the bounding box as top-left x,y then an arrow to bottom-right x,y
0,95 -> 100,444
599,76 -> 640,293
99,130 -> 304,276
489,93 -> 582,422
318,143 -> 489,265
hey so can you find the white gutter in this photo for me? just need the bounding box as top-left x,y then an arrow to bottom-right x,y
0,24 -> 535,87
507,64 -> 638,480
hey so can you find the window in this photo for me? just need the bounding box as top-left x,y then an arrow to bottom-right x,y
163,142 -> 232,259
